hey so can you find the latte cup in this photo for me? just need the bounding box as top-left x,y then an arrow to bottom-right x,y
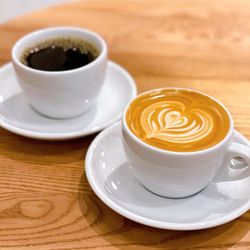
122,88 -> 250,198
12,27 -> 107,119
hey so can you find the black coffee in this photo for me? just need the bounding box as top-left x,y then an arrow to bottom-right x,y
21,37 -> 99,71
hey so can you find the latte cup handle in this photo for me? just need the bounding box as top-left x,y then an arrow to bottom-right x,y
217,143 -> 250,182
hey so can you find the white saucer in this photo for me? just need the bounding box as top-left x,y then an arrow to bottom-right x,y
86,121 -> 250,230
0,61 -> 137,140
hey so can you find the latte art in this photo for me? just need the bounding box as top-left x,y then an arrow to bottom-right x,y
126,89 -> 230,152
142,101 -> 214,144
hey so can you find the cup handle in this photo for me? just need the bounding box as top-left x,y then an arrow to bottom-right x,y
216,142 -> 250,182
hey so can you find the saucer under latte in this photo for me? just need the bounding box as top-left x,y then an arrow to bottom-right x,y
86,121 -> 250,230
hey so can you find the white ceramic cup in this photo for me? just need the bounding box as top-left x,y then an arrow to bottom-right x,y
122,88 -> 250,198
12,27 -> 107,119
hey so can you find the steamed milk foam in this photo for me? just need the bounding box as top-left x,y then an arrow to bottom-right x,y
126,89 -> 230,152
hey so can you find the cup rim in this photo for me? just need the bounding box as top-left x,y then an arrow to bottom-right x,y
11,26 -> 107,75
122,87 -> 234,156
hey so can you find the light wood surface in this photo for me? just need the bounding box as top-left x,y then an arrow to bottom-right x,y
0,0 -> 250,249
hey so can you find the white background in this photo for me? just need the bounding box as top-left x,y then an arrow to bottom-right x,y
0,0 -> 70,23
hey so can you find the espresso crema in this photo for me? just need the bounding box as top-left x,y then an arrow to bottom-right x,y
126,89 -> 230,152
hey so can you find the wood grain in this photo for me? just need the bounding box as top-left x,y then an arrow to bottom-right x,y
0,0 -> 250,249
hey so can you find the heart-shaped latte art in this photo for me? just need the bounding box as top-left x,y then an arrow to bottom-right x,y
141,101 -> 213,144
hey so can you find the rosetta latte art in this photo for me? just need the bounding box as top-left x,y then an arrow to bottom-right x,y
126,89 -> 230,152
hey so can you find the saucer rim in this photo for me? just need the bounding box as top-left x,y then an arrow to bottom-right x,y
85,121 -> 250,230
0,61 -> 137,140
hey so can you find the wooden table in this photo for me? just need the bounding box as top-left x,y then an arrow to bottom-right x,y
0,0 -> 250,249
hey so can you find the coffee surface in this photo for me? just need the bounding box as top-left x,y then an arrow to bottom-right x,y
126,89 -> 230,152
20,37 -> 99,71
